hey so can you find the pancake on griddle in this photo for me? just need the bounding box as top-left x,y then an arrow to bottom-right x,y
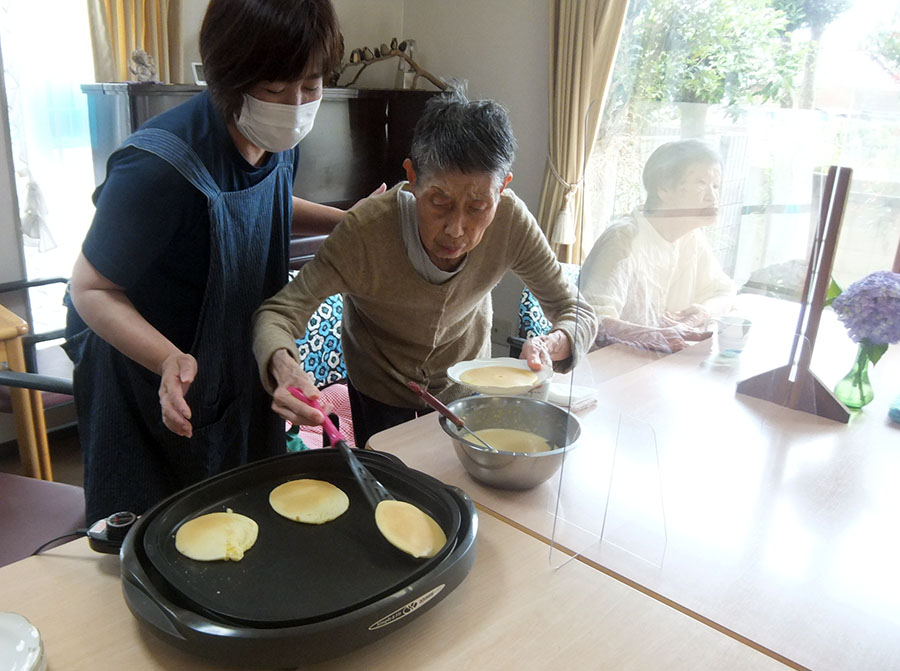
375,500 -> 447,559
175,510 -> 258,562
269,478 -> 350,524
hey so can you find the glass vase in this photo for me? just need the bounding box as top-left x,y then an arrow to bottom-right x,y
834,344 -> 875,408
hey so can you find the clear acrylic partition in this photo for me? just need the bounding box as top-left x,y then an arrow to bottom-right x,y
546,96 -> 667,570
543,0 -> 900,567
548,385 -> 666,570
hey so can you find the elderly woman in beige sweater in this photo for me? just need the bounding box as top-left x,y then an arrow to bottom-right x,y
252,89 -> 597,447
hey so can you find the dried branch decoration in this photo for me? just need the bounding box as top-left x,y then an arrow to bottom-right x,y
340,38 -> 447,91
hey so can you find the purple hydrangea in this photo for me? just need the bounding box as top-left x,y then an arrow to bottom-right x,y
831,271 -> 900,346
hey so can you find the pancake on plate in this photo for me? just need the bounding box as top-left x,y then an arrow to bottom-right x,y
175,509 -> 258,562
459,366 -> 538,388
448,357 -> 552,396
375,500 -> 447,559
269,478 -> 350,524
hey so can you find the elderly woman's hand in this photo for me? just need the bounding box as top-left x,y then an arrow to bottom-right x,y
661,304 -> 710,329
634,324 -> 710,352
521,330 -> 571,371
268,348 -> 334,427
600,317 -> 710,353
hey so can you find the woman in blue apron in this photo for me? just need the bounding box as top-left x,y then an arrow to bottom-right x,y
64,0 -> 351,523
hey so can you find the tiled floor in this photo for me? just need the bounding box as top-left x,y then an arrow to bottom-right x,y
0,428 -> 83,487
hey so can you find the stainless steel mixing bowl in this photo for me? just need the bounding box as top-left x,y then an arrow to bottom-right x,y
438,395 -> 581,490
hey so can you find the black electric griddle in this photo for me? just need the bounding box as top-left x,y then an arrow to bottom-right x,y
120,448 -> 477,668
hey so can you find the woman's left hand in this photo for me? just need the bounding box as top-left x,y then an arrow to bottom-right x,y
521,330 -> 571,371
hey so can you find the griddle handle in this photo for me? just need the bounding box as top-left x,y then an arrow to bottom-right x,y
122,579 -> 187,641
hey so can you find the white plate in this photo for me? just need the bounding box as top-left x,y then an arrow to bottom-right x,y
0,612 -> 43,671
447,357 -> 553,396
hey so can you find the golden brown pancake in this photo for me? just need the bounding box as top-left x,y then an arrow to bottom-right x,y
269,478 -> 350,524
375,500 -> 447,559
460,365 -> 538,388
175,510 -> 258,562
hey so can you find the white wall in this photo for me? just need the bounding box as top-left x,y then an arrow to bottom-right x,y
401,1 -> 549,212
332,0 -> 405,89
176,1 -> 210,84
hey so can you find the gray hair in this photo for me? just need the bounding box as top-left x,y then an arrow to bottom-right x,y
409,85 -> 517,191
642,139 -> 721,209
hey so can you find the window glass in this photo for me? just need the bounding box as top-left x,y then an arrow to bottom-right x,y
1,0 -> 95,332
583,0 -> 900,304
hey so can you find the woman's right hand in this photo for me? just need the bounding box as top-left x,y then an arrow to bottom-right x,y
268,348 -> 334,427
159,351 -> 198,438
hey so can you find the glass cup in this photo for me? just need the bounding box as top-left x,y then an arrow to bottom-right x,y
711,315 -> 752,357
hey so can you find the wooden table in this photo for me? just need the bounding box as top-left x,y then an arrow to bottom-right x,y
369,294 -> 900,671
0,516 -> 788,670
0,304 -> 52,479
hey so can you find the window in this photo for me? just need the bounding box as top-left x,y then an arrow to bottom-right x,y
584,0 -> 900,297
1,0 -> 95,332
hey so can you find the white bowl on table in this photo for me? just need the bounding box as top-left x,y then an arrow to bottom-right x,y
0,612 -> 45,671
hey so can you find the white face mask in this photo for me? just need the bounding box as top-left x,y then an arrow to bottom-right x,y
234,94 -> 321,153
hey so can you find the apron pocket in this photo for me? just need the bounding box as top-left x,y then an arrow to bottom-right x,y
61,326 -> 93,366
192,390 -> 242,433
189,393 -> 247,477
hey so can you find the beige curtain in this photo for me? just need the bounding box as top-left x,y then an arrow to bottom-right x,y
538,0 -> 628,263
87,0 -> 183,83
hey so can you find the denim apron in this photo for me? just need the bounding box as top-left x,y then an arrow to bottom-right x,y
66,128 -> 291,522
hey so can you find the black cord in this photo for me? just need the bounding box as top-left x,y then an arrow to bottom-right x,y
31,529 -> 88,556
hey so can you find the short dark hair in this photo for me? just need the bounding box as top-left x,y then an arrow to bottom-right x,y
642,139 -> 721,209
409,86 -> 517,189
200,0 -> 342,119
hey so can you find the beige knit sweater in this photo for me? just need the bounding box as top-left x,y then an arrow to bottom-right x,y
252,183 -> 597,408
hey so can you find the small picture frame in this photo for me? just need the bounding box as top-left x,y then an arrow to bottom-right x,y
191,62 -> 206,86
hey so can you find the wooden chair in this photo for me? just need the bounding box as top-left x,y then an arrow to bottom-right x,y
0,278 -> 74,480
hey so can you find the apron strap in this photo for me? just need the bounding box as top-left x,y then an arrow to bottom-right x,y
121,128 -> 221,201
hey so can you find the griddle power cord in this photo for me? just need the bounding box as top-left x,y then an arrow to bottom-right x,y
30,510 -> 138,557
31,529 -> 89,556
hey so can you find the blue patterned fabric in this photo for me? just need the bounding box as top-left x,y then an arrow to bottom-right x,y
295,294 -> 346,388
518,263 -> 581,338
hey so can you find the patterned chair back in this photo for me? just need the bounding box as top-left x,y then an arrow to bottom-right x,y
517,263 -> 581,338
295,294 -> 346,388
